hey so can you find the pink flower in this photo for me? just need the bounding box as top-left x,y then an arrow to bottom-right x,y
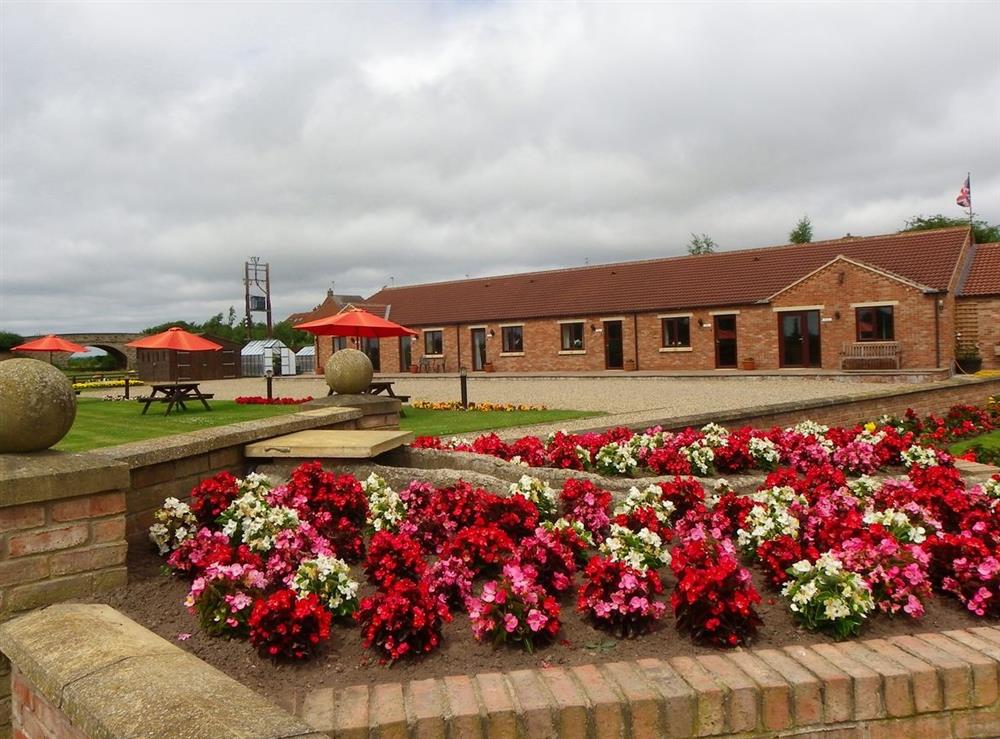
503,614 -> 519,633
527,609 -> 548,632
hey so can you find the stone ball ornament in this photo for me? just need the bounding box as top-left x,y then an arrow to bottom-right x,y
324,348 -> 374,394
0,358 -> 77,452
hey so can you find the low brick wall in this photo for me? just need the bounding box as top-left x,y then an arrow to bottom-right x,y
0,453 -> 130,624
0,604 -> 321,739
299,628 -> 1000,737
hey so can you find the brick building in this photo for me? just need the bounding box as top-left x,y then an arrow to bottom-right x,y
309,227 -> 998,376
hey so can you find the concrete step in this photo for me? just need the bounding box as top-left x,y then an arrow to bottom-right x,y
245,429 -> 414,460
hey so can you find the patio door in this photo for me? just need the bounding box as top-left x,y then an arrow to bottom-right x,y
471,328 -> 487,371
399,336 -> 412,372
714,315 -> 738,368
362,338 -> 381,372
604,320 -> 624,369
779,310 -> 821,367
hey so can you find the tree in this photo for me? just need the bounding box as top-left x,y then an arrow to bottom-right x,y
0,331 -> 25,352
901,214 -> 1000,245
788,215 -> 813,244
687,233 -> 717,255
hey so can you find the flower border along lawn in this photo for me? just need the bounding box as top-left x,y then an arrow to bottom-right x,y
56,399 -> 600,453
950,429 -> 1000,465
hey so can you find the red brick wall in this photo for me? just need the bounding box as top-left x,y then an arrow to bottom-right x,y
11,668 -> 89,739
0,491 -> 126,621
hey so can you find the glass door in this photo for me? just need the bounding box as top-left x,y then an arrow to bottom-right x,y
714,315 -> 738,368
779,311 -> 821,367
603,320 -> 624,369
471,328 -> 487,371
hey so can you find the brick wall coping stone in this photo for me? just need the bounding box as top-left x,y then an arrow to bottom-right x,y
98,406 -> 363,469
0,453 -> 130,509
0,603 -> 323,739
298,626 -> 1000,738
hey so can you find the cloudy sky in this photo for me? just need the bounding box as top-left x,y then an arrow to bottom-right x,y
2,1 -> 998,335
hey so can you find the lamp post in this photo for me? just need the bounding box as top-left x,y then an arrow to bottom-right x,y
265,368 -> 274,401
459,367 -> 468,409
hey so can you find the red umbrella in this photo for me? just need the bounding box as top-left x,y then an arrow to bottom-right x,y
13,334 -> 88,364
294,306 -> 417,339
126,327 -> 222,351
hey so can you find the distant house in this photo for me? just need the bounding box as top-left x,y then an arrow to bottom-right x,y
338,227 -> 995,377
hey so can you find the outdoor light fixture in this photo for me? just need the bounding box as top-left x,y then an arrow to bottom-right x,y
264,368 -> 274,401
698,318 -> 705,327
834,310 -> 841,320
488,329 -> 495,338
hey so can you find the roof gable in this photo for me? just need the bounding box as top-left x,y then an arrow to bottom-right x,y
766,255 -> 936,302
366,227 -> 971,325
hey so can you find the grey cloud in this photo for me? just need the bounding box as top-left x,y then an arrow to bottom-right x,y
1,1 -> 998,334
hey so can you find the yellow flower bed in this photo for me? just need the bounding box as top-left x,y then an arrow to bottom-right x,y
411,400 -> 547,412
72,378 -> 145,390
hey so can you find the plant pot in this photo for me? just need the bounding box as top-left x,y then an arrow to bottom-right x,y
409,364 -> 419,374
624,358 -> 636,371
740,358 -> 756,371
483,362 -> 495,373
956,357 -> 982,374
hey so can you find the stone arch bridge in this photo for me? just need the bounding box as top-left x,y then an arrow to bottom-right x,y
39,333 -> 143,370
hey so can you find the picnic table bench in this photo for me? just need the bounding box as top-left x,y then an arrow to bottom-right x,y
839,341 -> 902,370
138,382 -> 214,415
326,380 -> 410,403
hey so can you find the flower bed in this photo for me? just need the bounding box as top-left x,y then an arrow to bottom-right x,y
411,400 -> 548,411
147,414 -> 1000,667
234,396 -> 314,405
72,378 -> 145,390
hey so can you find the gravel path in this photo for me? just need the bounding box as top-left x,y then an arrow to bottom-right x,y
84,374 -> 922,438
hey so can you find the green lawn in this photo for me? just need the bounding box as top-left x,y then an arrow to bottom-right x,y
55,398 -> 302,452
56,398 -> 600,452
949,429 -> 1000,465
400,407 -> 601,438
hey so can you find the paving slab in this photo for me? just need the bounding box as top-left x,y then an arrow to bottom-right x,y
244,429 -> 414,459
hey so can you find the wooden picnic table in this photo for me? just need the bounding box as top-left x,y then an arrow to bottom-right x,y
139,382 -> 214,415
326,380 -> 410,402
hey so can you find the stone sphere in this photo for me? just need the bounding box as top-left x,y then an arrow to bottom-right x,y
0,358 -> 77,452
325,348 -> 374,394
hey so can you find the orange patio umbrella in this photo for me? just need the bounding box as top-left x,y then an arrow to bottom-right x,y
126,327 -> 223,351
12,334 -> 88,364
294,306 -> 417,340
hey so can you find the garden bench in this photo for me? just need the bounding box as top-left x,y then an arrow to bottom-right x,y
839,341 -> 901,370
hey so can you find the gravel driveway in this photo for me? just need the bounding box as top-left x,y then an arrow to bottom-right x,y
87,374 -> 912,437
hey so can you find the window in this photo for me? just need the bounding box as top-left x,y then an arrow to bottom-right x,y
856,306 -> 894,341
661,317 -> 691,348
333,337 -> 349,351
560,322 -> 585,351
424,330 -> 443,355
501,326 -> 524,353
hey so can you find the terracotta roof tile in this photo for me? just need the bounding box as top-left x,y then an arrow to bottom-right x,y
961,242 -> 1000,296
367,228 -> 970,325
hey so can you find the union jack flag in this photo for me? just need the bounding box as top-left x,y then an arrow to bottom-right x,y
956,175 -> 971,209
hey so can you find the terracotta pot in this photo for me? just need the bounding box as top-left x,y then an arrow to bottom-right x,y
483,362 -> 496,373
409,364 -> 419,374
740,358 -> 756,371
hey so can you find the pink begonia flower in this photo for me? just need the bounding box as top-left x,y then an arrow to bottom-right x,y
227,592 -> 253,612
593,601 -> 612,617
176,633 -> 192,641
552,572 -> 570,590
977,558 -> 999,580
480,582 -> 497,603
504,614 -> 519,633
620,572 -> 639,590
903,595 -> 924,617
527,609 -> 548,632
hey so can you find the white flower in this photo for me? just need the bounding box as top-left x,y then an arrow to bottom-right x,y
509,475 -> 559,519
847,476 -> 882,498
862,508 -> 926,544
594,442 -> 638,476
148,497 -> 197,554
292,554 -> 359,617
362,473 -> 407,532
614,484 -> 676,524
599,524 -> 670,571
749,437 -> 781,468
901,445 -> 940,469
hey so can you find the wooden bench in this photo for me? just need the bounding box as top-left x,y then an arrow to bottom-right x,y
136,393 -> 215,402
839,341 -> 901,370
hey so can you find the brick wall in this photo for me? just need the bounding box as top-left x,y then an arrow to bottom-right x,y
300,628 -> 1000,737
0,461 -> 129,625
11,668 -> 88,739
358,261 -> 958,375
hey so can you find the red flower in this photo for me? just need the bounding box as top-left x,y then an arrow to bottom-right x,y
355,579 -> 451,663
364,531 -> 427,589
248,589 -> 332,660
189,472 -> 240,524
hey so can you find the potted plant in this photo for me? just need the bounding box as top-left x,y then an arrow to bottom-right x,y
955,345 -> 982,374
740,356 -> 756,371
483,361 -> 495,373
409,363 -> 419,374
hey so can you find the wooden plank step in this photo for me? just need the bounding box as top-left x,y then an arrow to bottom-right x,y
244,429 -> 414,459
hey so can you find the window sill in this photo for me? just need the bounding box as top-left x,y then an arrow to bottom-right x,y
659,347 -> 693,353
423,354 -> 444,358
558,350 -> 586,355
500,352 -> 525,357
